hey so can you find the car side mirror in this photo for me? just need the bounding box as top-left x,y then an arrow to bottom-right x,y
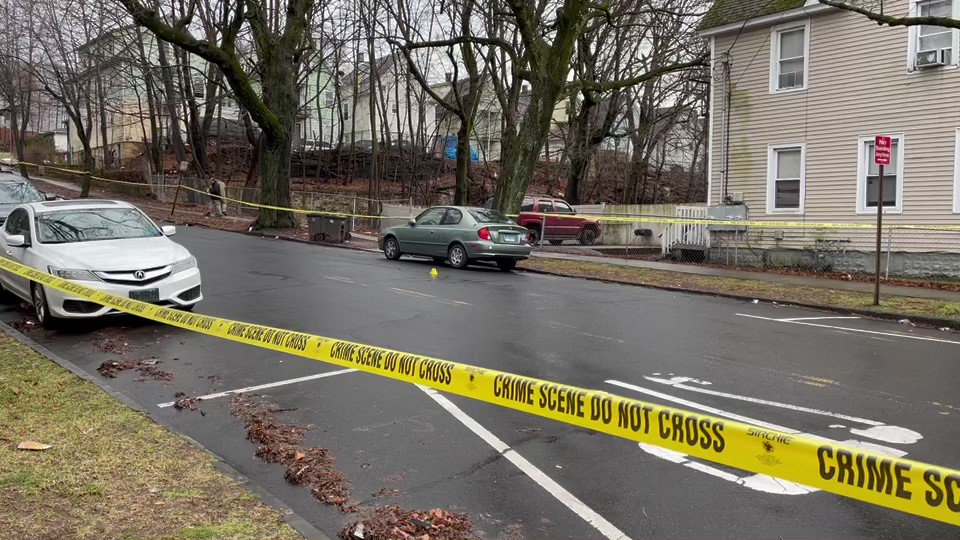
5,234 -> 28,247
408,219 -> 416,227
161,225 -> 176,236
43,193 -> 61,201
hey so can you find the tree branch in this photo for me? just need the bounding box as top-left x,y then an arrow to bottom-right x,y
577,54 -> 707,93
818,0 -> 960,29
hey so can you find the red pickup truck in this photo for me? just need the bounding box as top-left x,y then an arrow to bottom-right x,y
487,195 -> 601,246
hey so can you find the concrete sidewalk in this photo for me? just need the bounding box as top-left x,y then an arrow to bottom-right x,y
532,250 -> 960,303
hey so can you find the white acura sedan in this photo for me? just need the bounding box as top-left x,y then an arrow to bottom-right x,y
0,199 -> 202,328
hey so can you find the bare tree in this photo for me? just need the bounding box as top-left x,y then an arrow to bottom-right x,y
0,0 -> 38,178
478,0 -> 707,212
119,0 -> 324,228
30,0 -> 110,195
389,0 -> 484,205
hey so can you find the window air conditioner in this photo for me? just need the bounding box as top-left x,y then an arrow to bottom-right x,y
916,48 -> 952,68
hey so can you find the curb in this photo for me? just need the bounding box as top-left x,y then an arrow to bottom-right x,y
243,229 -> 380,253
0,322 -> 333,540
517,267 -> 960,331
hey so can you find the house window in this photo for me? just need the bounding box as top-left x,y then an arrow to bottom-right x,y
910,0 -> 959,69
857,135 -> 904,214
918,0 -> 954,52
766,144 -> 805,214
770,22 -> 809,92
324,91 -> 334,108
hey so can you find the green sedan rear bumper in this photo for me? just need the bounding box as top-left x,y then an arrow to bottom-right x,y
463,240 -> 531,260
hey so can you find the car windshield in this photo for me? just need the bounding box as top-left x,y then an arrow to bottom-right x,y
0,181 -> 43,204
36,208 -> 162,244
469,209 -> 515,224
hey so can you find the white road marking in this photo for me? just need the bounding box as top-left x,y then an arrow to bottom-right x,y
419,386 -> 630,540
389,287 -> 471,306
324,275 -> 356,284
736,313 -> 960,345
777,316 -> 861,322
645,375 -> 922,445
637,443 -> 815,495
157,368 -> 357,408
608,378 -> 924,496
390,287 -> 435,298
605,380 -> 908,458
576,331 -> 624,343
850,425 -> 923,444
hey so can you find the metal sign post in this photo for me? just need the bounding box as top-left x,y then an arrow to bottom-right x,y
873,136 -> 892,306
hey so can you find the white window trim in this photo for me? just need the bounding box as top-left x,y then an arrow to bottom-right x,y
954,128 -> 960,213
766,143 -> 806,215
907,0 -> 960,72
856,134 -> 905,215
769,19 -> 810,94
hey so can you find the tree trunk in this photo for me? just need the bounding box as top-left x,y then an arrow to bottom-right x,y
157,40 -> 187,165
564,102 -> 594,205
366,34 -> 379,214
454,117 -> 472,205
494,86 -> 556,212
96,75 -> 111,170
9,113 -> 27,179
254,49 -> 297,229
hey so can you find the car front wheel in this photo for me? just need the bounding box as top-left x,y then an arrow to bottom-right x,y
448,244 -> 469,269
32,284 -> 59,329
383,237 -> 401,260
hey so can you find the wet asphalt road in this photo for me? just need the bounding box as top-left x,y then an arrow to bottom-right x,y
5,225 -> 960,539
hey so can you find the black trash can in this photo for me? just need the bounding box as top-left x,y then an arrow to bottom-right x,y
307,214 -> 352,243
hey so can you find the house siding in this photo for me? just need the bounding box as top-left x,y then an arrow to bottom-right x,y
710,0 -> 960,255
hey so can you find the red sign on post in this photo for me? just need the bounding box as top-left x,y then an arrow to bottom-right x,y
875,136 -> 892,166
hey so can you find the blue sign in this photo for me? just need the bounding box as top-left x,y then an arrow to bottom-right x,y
442,135 -> 478,162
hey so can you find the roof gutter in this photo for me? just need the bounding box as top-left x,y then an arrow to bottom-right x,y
698,1 -> 835,38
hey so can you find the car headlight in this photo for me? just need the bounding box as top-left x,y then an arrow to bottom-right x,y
171,256 -> 197,274
48,266 -> 101,281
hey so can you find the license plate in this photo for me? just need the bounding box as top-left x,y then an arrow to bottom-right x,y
130,288 -> 160,303
502,233 -> 517,243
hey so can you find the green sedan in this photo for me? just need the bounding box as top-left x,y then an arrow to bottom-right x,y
379,206 -> 533,271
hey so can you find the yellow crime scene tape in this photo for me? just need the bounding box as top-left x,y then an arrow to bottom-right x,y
1,255 -> 958,526
17,161 -> 960,230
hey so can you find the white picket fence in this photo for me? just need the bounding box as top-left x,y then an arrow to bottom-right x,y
661,205 -> 708,254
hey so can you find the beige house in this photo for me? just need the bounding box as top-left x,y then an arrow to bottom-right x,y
699,0 -> 960,276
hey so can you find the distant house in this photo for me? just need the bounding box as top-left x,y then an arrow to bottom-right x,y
698,0 -> 960,276
341,52 -> 445,152
433,76 -> 504,162
71,26 -> 337,167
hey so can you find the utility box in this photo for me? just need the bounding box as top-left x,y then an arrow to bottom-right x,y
307,214 -> 352,243
706,204 -> 748,232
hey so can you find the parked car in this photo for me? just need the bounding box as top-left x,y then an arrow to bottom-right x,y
485,195 -> 602,246
379,206 -> 532,271
0,200 -> 202,328
0,169 -> 60,225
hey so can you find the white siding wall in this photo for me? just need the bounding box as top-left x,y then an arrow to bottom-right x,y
710,1 -> 960,252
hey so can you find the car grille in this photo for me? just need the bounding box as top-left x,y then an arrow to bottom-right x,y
93,265 -> 172,286
178,285 -> 201,302
63,300 -> 102,314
